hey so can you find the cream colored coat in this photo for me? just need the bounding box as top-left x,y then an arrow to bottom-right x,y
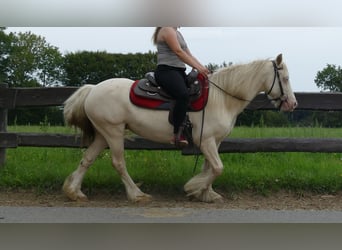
63,54 -> 297,203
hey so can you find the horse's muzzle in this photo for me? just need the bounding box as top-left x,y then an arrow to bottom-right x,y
280,98 -> 297,112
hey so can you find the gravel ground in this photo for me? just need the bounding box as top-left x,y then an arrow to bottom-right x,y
1,189 -> 342,210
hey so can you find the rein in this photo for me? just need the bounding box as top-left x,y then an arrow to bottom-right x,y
208,79 -> 252,102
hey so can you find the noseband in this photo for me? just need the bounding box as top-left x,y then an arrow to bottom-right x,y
266,61 -> 287,109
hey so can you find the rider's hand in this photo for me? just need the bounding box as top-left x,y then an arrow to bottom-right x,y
197,66 -> 210,78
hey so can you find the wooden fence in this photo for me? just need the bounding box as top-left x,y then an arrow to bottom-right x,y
1,83 -> 342,166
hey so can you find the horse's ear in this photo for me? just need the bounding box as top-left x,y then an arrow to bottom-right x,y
276,54 -> 283,66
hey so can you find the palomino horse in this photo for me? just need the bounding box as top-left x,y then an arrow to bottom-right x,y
63,54 -> 297,203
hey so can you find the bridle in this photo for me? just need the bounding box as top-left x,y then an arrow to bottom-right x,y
266,60 -> 288,109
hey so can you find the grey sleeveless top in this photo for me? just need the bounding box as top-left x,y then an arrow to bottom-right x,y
156,30 -> 188,69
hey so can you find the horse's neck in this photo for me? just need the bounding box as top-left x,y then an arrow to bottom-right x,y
208,61 -> 268,113
212,61 -> 268,98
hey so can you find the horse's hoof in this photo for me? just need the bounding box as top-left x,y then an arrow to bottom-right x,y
64,193 -> 89,202
63,188 -> 88,202
134,194 -> 153,204
213,196 -> 224,204
76,194 -> 89,202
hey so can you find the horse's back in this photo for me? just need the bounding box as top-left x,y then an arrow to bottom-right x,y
87,78 -> 133,101
84,78 -> 134,121
97,78 -> 133,92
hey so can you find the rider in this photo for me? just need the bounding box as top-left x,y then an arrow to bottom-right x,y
152,27 -> 209,147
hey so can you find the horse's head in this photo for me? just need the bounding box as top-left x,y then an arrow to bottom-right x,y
265,54 -> 297,112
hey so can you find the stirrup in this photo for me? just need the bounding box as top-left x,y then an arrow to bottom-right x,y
171,126 -> 189,148
171,134 -> 189,148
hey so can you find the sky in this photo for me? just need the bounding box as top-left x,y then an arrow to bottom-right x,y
2,0 -> 342,92
5,27 -> 342,92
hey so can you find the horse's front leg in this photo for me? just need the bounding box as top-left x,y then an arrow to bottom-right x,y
184,138 -> 224,203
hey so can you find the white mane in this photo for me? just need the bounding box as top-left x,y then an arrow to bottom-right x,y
208,59 -> 271,106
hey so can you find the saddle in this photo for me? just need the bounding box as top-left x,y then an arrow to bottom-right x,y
129,70 -> 209,111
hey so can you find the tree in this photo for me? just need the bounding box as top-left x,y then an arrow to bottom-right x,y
4,31 -> 64,87
315,64 -> 342,92
206,61 -> 231,72
0,27 -> 11,83
1,29 -> 65,125
63,51 -> 157,86
36,43 -> 65,87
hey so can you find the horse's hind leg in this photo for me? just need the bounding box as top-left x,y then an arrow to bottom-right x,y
63,132 -> 107,201
105,124 -> 152,203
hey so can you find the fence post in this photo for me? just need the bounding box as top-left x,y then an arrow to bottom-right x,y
0,83 -> 8,166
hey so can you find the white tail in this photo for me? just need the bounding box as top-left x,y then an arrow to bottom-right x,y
63,84 -> 95,142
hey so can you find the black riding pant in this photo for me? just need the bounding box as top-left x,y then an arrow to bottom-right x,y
155,65 -> 189,134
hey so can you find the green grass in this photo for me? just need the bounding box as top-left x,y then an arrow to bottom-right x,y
229,126 -> 342,138
9,125 -> 342,138
1,126 -> 342,195
7,125 -> 75,134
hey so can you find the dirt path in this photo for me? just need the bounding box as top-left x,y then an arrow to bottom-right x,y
1,189 -> 342,210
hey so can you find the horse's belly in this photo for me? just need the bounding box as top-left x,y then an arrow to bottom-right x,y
126,108 -> 173,143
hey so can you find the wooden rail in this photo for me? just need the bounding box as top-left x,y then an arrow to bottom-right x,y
1,86 -> 342,110
1,84 -> 342,166
1,132 -> 342,153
